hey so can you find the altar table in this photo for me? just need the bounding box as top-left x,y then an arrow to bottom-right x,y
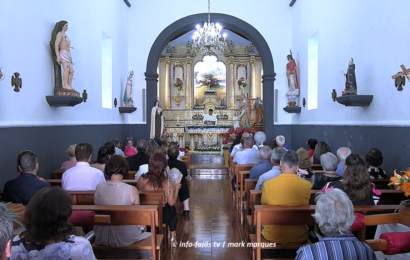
185,124 -> 233,150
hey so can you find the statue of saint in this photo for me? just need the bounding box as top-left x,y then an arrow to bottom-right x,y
253,97 -> 263,125
237,94 -> 253,128
53,21 -> 76,93
150,100 -> 164,139
286,52 -> 299,107
123,71 -> 134,107
344,58 -> 357,95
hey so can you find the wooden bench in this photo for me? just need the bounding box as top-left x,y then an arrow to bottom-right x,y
72,204 -> 163,260
251,204 -> 398,260
53,170 -> 137,180
311,164 -> 323,171
46,179 -> 139,187
231,164 -> 256,198
236,171 -> 250,214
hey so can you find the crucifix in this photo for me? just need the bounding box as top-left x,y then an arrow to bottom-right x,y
391,64 -> 410,91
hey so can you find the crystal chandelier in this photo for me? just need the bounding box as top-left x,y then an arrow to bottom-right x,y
192,0 -> 227,52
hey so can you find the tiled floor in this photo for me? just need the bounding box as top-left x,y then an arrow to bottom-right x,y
163,155 -> 250,260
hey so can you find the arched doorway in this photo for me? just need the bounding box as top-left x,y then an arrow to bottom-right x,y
145,13 -> 276,142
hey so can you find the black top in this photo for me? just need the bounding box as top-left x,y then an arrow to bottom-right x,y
326,180 -> 380,205
167,158 -> 188,178
126,152 -> 150,171
312,173 -> 341,190
368,167 -> 388,179
1,173 -> 51,205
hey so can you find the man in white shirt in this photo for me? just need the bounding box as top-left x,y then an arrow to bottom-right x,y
203,109 -> 217,125
62,143 -> 106,191
231,132 -> 259,157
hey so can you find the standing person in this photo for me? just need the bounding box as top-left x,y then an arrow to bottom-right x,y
150,100 -> 164,139
54,20 -> 76,92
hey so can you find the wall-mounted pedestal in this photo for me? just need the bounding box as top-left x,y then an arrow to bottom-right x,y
46,96 -> 83,107
283,106 -> 301,113
336,95 -> 373,106
119,107 -> 137,113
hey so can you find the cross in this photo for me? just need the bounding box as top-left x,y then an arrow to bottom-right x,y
391,64 -> 410,79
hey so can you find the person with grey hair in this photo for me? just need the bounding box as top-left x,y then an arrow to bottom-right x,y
112,138 -> 125,157
255,147 -> 286,190
275,135 -> 290,150
296,189 -> 376,259
126,139 -> 150,171
60,144 -> 77,171
312,152 -> 341,190
1,150 -> 50,205
335,147 -> 351,176
261,150 -> 311,245
231,132 -> 258,156
0,203 -> 13,259
249,146 -> 273,180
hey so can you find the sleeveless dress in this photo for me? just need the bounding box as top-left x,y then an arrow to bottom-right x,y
125,146 -> 135,156
93,182 -> 151,247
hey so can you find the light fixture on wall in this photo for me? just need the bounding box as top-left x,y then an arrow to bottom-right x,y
192,0 -> 227,52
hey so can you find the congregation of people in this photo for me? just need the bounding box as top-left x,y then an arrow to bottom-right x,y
0,137 -> 190,259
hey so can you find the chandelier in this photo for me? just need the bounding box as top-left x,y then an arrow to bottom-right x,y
192,0 -> 227,52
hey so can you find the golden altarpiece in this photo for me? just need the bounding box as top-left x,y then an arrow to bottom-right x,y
158,42 -> 263,150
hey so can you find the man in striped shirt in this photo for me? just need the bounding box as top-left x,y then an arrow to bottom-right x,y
296,188 -> 376,260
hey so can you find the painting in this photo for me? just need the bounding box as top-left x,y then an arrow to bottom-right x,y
194,55 -> 226,101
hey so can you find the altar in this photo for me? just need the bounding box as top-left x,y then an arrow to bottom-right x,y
185,124 -> 233,152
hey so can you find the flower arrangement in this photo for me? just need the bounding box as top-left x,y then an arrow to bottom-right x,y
193,105 -> 205,109
215,105 -> 228,109
199,74 -> 221,89
222,127 -> 256,144
192,114 -> 204,120
204,90 -> 217,94
174,78 -> 183,93
238,77 -> 247,90
186,123 -> 233,129
160,128 -> 169,146
194,145 -> 221,152
389,169 -> 410,210
217,114 -> 229,120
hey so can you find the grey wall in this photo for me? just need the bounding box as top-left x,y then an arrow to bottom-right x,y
0,124 -> 148,188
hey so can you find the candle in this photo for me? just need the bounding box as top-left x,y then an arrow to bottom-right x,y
177,116 -> 180,123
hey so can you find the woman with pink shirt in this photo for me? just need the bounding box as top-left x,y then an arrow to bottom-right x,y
60,144 -> 77,171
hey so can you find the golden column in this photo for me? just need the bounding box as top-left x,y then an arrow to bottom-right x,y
164,60 -> 171,109
250,59 -> 256,98
228,59 -> 235,108
185,59 -> 192,109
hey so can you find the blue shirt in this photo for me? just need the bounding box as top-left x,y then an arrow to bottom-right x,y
249,160 -> 273,179
296,234 -> 376,260
233,148 -> 261,165
335,162 -> 345,176
255,166 -> 281,190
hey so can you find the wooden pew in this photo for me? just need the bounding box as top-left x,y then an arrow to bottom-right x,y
46,179 -> 139,187
251,205 -> 398,260
231,164 -> 256,199
311,164 -> 323,171
72,205 -> 163,260
236,171 -> 250,214
68,191 -> 94,205
53,170 -> 137,180
244,179 -> 257,216
372,179 -> 392,190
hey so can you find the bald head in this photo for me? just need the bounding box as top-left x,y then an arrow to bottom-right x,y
336,147 -> 351,162
242,132 -> 250,138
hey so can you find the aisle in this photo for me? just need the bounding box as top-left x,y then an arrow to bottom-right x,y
164,156 -> 249,259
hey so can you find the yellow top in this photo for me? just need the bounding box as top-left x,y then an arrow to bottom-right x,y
261,173 -> 311,244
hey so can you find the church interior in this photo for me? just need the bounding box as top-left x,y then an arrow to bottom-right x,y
1,0 -> 410,259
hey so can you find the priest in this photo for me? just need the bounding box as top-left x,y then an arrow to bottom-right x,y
203,109 -> 218,125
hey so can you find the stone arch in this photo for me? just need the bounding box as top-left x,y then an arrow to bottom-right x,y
145,13 -> 276,141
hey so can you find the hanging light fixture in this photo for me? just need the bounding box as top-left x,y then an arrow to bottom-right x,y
192,0 -> 227,52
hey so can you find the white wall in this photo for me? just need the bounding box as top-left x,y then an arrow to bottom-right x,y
0,0 -> 130,127
128,0 -> 293,124
291,0 -> 410,126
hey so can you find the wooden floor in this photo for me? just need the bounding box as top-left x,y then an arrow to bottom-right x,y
164,155 -> 250,260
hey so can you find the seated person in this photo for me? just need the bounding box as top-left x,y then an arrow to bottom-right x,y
231,132 -> 258,156
112,138 -> 125,157
365,148 -> 389,179
203,108 -> 217,125
335,147 -> 351,176
10,187 -> 96,259
323,154 -> 381,205
256,147 -> 286,190
91,145 -> 115,180
296,148 -> 315,186
61,144 -> 77,171
167,144 -> 190,216
310,141 -> 331,164
2,150 -> 50,205
62,143 -> 106,191
137,152 -> 181,247
249,146 -> 273,180
94,155 -> 151,248
275,135 -> 290,150
127,139 -> 150,171
311,152 -> 341,190
296,188 -> 377,260
146,139 -> 160,157
306,138 -> 317,158
261,150 -> 311,245
0,203 -> 12,259
229,134 -> 242,153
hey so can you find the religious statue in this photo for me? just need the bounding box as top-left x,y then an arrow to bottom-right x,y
286,51 -> 299,107
344,58 -> 357,95
123,71 -> 134,107
150,100 -> 164,139
11,72 -> 22,92
253,97 -> 263,125
51,20 -> 78,96
237,94 -> 253,128
0,67 -> 5,81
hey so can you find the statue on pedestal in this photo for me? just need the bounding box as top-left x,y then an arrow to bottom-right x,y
123,71 -> 134,107
150,100 -> 164,139
253,96 -> 263,125
286,51 -> 299,107
50,21 -> 79,96
343,58 -> 357,95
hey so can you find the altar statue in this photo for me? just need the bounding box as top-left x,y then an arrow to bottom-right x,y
123,71 -> 134,107
238,94 -> 252,128
203,109 -> 218,125
253,96 -> 263,125
150,100 -> 164,139
286,51 -> 299,107
344,58 -> 357,95
52,21 -> 77,93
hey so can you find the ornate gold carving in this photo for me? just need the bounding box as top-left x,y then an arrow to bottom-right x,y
168,133 -> 174,139
228,60 -> 234,66
228,103 -> 235,109
164,104 -> 171,109
185,104 -> 192,109
186,60 -> 192,65
173,95 -> 184,107
165,61 -> 171,66
250,60 -> 256,65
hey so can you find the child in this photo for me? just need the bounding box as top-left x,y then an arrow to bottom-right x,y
125,138 -> 137,156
